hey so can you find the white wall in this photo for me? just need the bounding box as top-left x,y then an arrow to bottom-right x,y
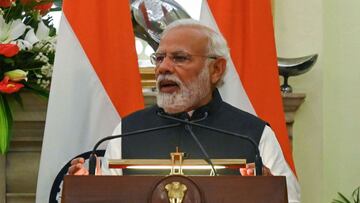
274,0 -> 323,202
323,0 -> 360,202
275,0 -> 360,202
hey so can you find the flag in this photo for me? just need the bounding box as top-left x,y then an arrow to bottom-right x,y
36,1 -> 144,202
200,0 -> 296,174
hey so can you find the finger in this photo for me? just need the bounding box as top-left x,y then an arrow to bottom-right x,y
68,165 -> 79,175
70,157 -> 85,165
246,163 -> 255,169
68,163 -> 85,175
240,168 -> 247,176
247,168 -> 255,176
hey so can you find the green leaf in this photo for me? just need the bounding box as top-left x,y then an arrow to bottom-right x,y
338,192 -> 352,203
352,187 -> 360,203
3,58 -> 15,65
48,27 -> 57,37
0,95 -> 13,154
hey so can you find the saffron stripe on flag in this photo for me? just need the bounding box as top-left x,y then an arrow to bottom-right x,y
63,0 -> 144,116
36,1 -> 144,202
204,0 -> 295,174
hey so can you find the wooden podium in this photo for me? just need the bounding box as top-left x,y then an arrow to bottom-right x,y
61,175 -> 288,203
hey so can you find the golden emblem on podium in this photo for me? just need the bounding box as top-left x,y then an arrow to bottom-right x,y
165,181 -> 188,203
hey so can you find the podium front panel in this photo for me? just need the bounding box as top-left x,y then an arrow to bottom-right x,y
62,175 -> 288,203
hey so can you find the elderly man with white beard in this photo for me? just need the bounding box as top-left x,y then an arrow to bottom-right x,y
68,19 -> 300,202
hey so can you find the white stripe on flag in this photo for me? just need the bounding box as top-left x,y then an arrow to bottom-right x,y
199,0 -> 256,115
36,15 -> 121,202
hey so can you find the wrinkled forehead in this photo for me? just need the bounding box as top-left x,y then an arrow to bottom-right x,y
157,26 -> 209,54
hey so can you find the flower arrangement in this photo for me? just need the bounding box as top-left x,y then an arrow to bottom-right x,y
0,0 -> 57,154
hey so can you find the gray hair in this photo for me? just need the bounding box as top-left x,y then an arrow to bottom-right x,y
161,19 -> 230,86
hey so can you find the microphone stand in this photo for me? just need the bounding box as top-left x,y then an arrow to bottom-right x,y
184,123 -> 218,176
157,112 -> 264,176
88,123 -> 181,175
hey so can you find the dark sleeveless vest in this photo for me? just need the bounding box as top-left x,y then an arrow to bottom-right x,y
121,89 -> 266,175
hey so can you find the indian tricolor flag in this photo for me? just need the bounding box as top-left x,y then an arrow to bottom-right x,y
201,0 -> 299,201
200,0 -> 296,175
36,1 -> 144,202
37,0 -> 298,202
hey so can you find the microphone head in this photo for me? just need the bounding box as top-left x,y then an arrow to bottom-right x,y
89,153 -> 97,175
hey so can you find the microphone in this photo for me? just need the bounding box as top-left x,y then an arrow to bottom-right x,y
157,111 -> 264,176
161,111 -> 219,176
88,123 -> 181,175
184,123 -> 218,176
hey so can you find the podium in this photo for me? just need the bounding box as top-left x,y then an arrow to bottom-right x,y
61,175 -> 288,203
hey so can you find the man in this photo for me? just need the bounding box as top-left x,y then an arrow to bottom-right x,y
69,19 -> 300,202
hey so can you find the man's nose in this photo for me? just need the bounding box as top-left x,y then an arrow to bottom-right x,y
155,56 -> 175,76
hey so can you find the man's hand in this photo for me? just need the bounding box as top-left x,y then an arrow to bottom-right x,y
68,157 -> 101,175
240,163 -> 273,176
68,158 -> 88,175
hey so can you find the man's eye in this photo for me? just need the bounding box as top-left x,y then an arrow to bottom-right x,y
172,55 -> 189,62
155,55 -> 165,62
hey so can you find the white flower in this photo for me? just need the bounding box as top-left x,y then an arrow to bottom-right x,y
40,79 -> 50,89
24,20 -> 51,45
24,29 -> 40,45
34,37 -> 56,54
35,72 -> 43,79
41,63 -> 53,77
36,20 -> 51,41
35,52 -> 49,63
0,15 -> 28,43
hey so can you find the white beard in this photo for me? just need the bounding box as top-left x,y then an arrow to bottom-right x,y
156,66 -> 211,114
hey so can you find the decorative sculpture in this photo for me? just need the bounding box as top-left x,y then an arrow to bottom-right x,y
131,0 -> 190,51
278,54 -> 318,93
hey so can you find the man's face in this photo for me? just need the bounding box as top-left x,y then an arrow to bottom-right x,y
155,26 -> 213,113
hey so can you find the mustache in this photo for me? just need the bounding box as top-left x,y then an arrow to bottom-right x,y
156,74 -> 183,90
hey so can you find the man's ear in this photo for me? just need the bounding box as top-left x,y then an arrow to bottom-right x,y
209,57 -> 226,85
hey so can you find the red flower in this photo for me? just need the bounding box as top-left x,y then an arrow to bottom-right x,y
34,2 -> 53,15
0,44 -> 20,57
0,0 -> 14,7
0,76 -> 24,94
20,0 -> 53,15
